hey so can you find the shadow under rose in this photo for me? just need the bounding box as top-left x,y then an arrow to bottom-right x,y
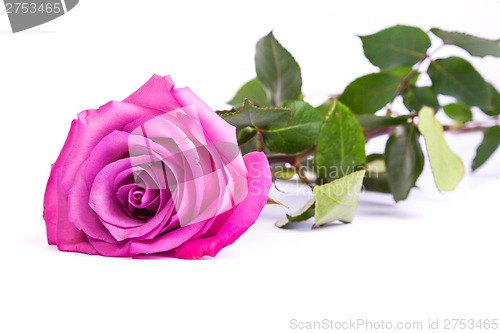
276,220 -> 349,232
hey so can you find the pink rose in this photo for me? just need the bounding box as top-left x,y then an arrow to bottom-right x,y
43,75 -> 271,259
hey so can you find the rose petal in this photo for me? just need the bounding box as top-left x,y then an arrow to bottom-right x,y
88,211 -> 201,257
43,120 -> 98,254
123,75 -> 239,158
123,75 -> 181,112
171,86 -> 237,146
59,101 -> 163,195
88,157 -> 177,241
54,103 -> 163,251
82,130 -> 130,188
69,130 -> 176,242
55,177 -> 99,255
130,112 -> 223,228
43,120 -> 78,245
86,236 -> 130,257
171,88 -> 250,213
128,219 -> 207,256
68,159 -> 119,243
168,152 -> 271,259
124,75 -> 249,224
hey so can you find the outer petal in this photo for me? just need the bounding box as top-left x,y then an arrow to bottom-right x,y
123,75 -> 181,111
128,220 -> 207,256
58,101 -> 163,194
171,86 -> 237,146
43,119 -> 97,254
171,152 -> 271,259
43,120 -> 78,245
86,236 -> 130,257
55,188 -> 99,256
123,74 -> 237,146
171,83 -> 250,219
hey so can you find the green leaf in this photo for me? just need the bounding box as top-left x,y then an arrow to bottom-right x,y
430,28 -> 500,58
315,101 -> 366,183
255,31 -> 302,105
239,136 -> 258,155
385,124 -> 425,201
443,103 -> 473,123
360,25 -> 431,69
363,154 -> 391,194
227,78 -> 270,107
340,66 -> 414,114
418,107 -> 464,191
216,99 -> 291,129
428,57 -> 489,107
480,83 -> 500,116
403,86 -> 440,112
275,198 -> 315,228
315,98 -> 335,119
472,126 -> 500,171
236,126 -> 257,146
261,100 -> 323,154
313,170 -> 366,226
356,115 -> 410,130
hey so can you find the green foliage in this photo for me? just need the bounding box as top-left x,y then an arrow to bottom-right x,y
360,25 -> 431,69
403,86 -> 440,112
481,83 -> 500,116
227,78 -> 270,107
255,32 -> 302,106
356,115 -> 410,130
223,26 -> 499,229
385,124 -> 425,201
418,107 -> 464,191
313,170 -> 366,226
236,126 -> 257,145
443,103 -> 472,123
261,101 -> 323,154
428,57 -> 489,107
216,99 -> 291,129
239,136 -> 258,155
340,66 -> 415,114
315,101 -> 366,183
430,28 -> 500,58
315,98 -> 335,119
275,199 -> 315,227
363,154 -> 391,194
472,126 -> 500,171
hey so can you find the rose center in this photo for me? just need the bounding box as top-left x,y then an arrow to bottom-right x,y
121,184 -> 161,221
131,188 -> 145,203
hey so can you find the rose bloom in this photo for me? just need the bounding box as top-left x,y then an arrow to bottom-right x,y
43,75 -> 271,259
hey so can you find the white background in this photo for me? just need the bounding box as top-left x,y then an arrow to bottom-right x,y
1,1 -> 499,332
